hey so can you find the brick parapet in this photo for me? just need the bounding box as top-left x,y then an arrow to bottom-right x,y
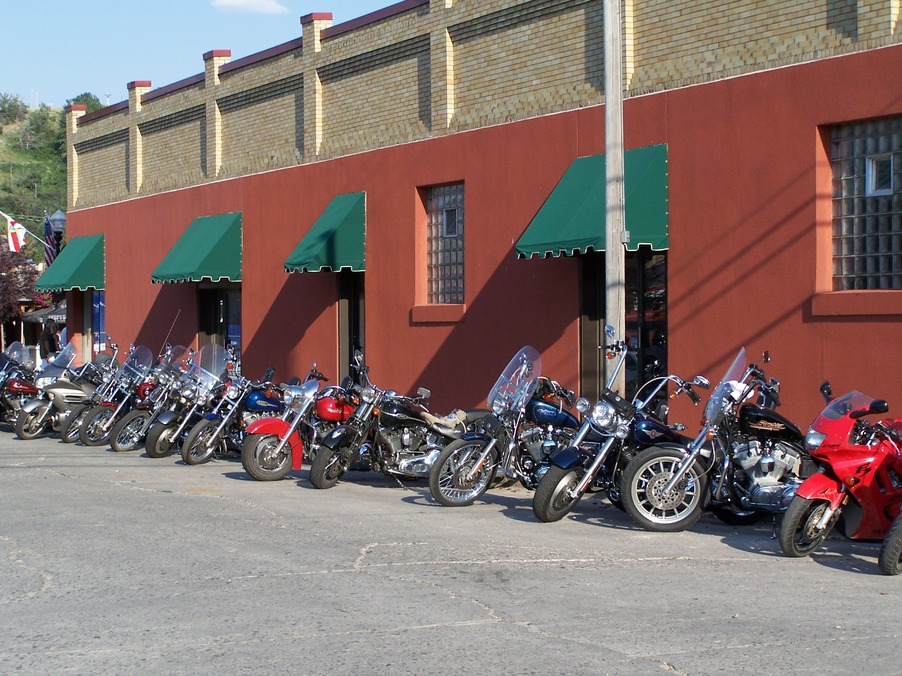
68,0 -> 902,208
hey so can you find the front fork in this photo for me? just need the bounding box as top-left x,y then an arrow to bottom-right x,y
465,437 -> 500,482
570,436 -> 618,497
663,426 -> 713,494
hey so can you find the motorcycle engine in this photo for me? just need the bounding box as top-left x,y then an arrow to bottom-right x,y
520,425 -> 573,464
731,439 -> 802,510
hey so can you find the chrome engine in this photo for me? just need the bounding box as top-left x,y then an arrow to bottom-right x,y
380,426 -> 441,477
731,439 -> 803,511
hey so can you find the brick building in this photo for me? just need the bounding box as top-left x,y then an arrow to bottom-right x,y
39,0 -> 902,419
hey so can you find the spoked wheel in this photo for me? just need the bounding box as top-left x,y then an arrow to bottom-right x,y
878,513 -> 902,575
532,465 -> 583,522
15,404 -> 49,440
622,447 -> 708,532
145,422 -> 178,458
241,434 -> 291,481
428,438 -> 498,507
79,405 -> 119,447
62,404 -> 91,444
110,410 -> 151,452
181,419 -> 225,465
309,445 -> 352,489
778,496 -> 840,557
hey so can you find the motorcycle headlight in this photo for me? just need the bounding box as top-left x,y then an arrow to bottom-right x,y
102,374 -> 111,383
226,384 -> 240,399
575,397 -> 591,414
805,429 -> 827,450
35,377 -> 53,388
590,401 -> 616,430
491,397 -> 509,416
180,385 -> 195,398
361,386 -> 376,404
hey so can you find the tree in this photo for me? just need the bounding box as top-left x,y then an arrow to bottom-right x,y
0,250 -> 39,324
0,93 -> 27,127
66,92 -> 102,114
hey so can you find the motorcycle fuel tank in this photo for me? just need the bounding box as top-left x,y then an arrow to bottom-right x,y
738,404 -> 802,442
246,390 -> 282,412
526,398 -> 579,429
316,397 -> 355,423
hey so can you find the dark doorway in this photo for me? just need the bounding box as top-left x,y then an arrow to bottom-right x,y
198,283 -> 241,361
337,270 -> 364,382
579,247 -> 667,400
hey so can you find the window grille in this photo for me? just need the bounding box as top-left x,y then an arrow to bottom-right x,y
425,183 -> 465,304
831,118 -> 902,290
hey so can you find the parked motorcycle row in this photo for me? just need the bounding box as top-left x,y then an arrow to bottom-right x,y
3,327 -> 901,574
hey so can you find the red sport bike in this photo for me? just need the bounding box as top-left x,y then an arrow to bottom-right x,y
779,383 -> 902,565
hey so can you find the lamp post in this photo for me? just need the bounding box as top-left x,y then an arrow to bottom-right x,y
49,209 -> 66,251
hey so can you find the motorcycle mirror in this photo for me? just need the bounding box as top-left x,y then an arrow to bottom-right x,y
263,367 -> 276,383
604,324 -> 616,340
693,376 -> 710,389
762,350 -> 771,363
417,387 -> 431,399
819,380 -> 833,403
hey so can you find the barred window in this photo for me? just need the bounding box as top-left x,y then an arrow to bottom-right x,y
425,183 -> 465,304
831,118 -> 902,290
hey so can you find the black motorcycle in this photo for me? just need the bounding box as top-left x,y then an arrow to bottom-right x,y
620,347 -> 811,532
532,333 -> 708,522
309,350 -> 483,489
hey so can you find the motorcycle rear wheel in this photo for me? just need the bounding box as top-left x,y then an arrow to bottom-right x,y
242,434 -> 291,481
428,438 -> 498,507
309,445 -> 351,489
61,405 -> 91,444
182,419 -> 224,465
878,514 -> 902,575
622,447 -> 708,532
110,409 -> 151,452
15,404 -> 49,440
532,465 -> 582,522
80,405 -> 118,446
145,422 -> 178,458
778,496 -> 839,557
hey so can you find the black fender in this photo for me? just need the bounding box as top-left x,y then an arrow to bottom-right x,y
320,424 -> 365,453
155,410 -> 180,426
551,445 -> 592,470
455,431 -> 493,445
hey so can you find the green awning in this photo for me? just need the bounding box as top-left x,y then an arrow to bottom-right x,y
284,192 -> 365,273
152,212 -> 242,283
516,143 -> 668,258
35,234 -> 105,292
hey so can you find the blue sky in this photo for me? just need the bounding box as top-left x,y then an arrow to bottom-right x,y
2,0 -> 394,108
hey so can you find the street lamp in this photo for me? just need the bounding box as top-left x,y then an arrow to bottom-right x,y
49,209 -> 66,252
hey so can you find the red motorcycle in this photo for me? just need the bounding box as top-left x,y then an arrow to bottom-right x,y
779,383 -> 902,559
240,365 -> 357,481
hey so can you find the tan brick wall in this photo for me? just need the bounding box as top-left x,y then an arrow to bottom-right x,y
68,0 -> 902,209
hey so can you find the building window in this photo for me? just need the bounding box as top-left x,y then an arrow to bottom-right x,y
831,118 -> 902,290
425,183 -> 465,304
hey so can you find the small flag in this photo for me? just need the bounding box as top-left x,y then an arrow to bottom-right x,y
1,210 -> 28,253
44,215 -> 57,267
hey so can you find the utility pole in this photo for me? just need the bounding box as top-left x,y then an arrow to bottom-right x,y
603,0 -> 626,394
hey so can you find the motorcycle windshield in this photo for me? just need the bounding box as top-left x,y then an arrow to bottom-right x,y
487,346 -> 542,413
817,390 -> 877,422
3,341 -> 31,367
122,345 -> 154,381
702,347 -> 748,425
160,345 -> 190,376
49,341 -> 78,368
186,344 -> 229,394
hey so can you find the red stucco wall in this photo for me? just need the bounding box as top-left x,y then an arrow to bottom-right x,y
68,45 -> 902,424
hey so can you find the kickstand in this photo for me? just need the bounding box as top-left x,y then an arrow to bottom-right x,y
391,474 -> 409,490
770,514 -> 778,540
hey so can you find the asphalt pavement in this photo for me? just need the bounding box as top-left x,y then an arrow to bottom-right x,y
1,432 -> 900,675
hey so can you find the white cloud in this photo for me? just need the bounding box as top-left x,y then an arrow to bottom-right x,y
211,0 -> 289,14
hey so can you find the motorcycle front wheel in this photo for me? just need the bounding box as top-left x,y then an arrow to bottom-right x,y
532,465 -> 583,522
80,405 -> 118,446
15,404 -> 49,440
145,422 -> 178,458
878,514 -> 902,575
181,419 -> 224,465
309,444 -> 352,489
241,434 -> 291,481
778,496 -> 840,557
110,409 -> 151,452
61,404 -> 91,444
428,438 -> 498,507
622,447 -> 708,532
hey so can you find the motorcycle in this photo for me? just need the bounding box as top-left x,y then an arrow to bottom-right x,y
77,344 -> 155,446
0,341 -> 38,426
14,341 -> 119,440
621,347 -> 811,532
778,383 -> 902,565
532,332 -> 709,523
180,367 -> 286,466
309,350 -> 484,489
108,344 -> 192,452
145,343 -> 233,459
240,364 -> 357,481
427,345 -> 579,507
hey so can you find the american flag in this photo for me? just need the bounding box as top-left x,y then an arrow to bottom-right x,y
44,215 -> 57,267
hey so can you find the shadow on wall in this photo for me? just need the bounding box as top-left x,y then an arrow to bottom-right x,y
135,284 -> 198,353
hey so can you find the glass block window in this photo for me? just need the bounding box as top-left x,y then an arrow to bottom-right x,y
425,183 -> 465,304
831,117 -> 902,290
